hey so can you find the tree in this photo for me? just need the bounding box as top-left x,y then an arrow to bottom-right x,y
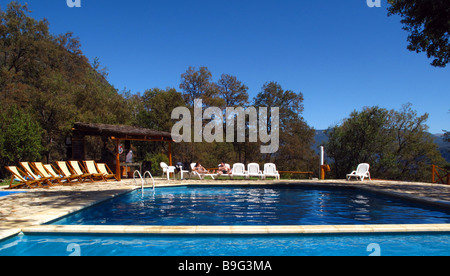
216,74 -> 249,108
134,87 -> 188,162
326,104 -> 446,181
326,106 -> 391,179
136,87 -> 185,132
253,82 -> 317,174
0,2 -> 133,162
179,66 -> 223,108
387,0 -> 450,67
0,105 -> 44,178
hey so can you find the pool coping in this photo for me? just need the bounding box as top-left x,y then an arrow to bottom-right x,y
21,224 -> 450,235
3,179 -> 450,240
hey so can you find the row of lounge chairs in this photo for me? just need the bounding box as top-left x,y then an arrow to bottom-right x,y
5,160 -> 118,189
161,162 -> 281,180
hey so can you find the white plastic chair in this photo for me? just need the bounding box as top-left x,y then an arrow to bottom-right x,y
160,162 -> 175,180
346,163 -> 371,181
231,163 -> 248,179
247,163 -> 263,179
263,163 -> 280,180
178,164 -> 190,180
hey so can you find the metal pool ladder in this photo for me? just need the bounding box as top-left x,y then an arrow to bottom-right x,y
133,170 -> 155,193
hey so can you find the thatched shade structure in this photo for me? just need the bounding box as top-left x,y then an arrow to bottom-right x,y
72,122 -> 174,181
72,122 -> 174,141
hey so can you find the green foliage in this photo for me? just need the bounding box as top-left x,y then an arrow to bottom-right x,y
145,153 -> 169,176
387,0 -> 450,67
180,66 -> 224,108
0,105 -> 44,178
0,1 -> 132,163
253,82 -> 317,172
217,74 -> 249,107
136,88 -> 186,132
326,104 -> 446,181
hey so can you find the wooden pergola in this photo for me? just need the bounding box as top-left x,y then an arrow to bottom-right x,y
71,122 -> 174,181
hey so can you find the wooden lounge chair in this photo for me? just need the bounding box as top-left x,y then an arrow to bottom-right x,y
68,160 -> 97,182
43,163 -> 80,185
83,160 -> 107,181
19,161 -> 55,186
96,163 -> 119,181
4,166 -> 44,189
56,161 -> 88,182
32,162 -> 66,185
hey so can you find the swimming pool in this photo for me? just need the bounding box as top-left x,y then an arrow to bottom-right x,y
1,232 -> 450,256
3,184 -> 450,256
0,191 -> 25,198
51,185 -> 450,226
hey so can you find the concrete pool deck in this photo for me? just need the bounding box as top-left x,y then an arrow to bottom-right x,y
2,178 -> 450,240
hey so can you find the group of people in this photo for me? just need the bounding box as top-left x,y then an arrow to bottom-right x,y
192,162 -> 231,176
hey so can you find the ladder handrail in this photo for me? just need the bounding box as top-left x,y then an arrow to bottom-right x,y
133,170 -> 144,190
133,170 -> 155,191
143,170 -> 155,191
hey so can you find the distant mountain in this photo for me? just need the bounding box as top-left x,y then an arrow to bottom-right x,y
432,133 -> 450,163
313,130 -> 450,163
313,129 -> 328,154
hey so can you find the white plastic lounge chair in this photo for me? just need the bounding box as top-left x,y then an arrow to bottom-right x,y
160,162 -> 176,180
217,163 -> 232,177
231,163 -> 248,179
247,163 -> 264,179
190,163 -> 216,180
346,163 -> 371,181
263,163 -> 280,180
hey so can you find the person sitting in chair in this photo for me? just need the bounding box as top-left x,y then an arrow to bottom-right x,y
193,163 -> 212,174
217,162 -> 231,175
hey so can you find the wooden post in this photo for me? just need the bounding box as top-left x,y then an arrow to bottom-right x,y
432,165 -> 436,183
168,141 -> 173,166
116,139 -> 121,181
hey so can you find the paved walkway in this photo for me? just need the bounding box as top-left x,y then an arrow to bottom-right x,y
1,178 -> 450,240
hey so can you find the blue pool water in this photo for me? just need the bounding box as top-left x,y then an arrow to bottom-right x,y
1,232 -> 450,256
51,185 -> 450,226
0,191 -> 24,198
3,185 -> 450,256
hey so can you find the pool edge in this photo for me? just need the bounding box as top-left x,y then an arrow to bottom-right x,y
21,224 -> 450,235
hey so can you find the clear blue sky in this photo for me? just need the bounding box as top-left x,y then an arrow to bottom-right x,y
2,0 -> 449,133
